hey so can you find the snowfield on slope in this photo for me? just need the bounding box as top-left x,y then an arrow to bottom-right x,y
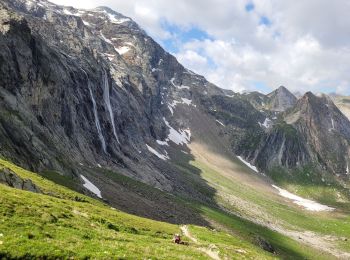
237,156 -> 266,176
80,175 -> 102,198
163,118 -> 191,145
272,185 -> 335,212
146,144 -> 169,160
237,156 -> 259,173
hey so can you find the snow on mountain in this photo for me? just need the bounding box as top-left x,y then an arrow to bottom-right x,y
146,145 -> 169,160
272,185 -> 334,212
163,118 -> 191,146
80,175 -> 102,198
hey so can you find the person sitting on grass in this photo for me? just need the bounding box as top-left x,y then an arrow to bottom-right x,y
173,234 -> 181,244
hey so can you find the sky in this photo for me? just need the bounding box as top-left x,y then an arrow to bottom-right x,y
50,0 -> 350,95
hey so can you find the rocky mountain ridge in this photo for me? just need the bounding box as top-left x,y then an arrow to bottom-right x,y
0,0 -> 349,210
236,91 -> 350,175
239,85 -> 297,113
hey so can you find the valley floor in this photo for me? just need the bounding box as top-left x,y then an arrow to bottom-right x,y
185,141 -> 350,259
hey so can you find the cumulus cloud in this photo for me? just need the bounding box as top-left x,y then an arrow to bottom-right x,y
50,0 -> 350,95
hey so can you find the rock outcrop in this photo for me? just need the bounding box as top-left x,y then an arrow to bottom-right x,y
0,167 -> 41,193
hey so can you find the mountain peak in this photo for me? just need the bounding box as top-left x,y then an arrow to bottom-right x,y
276,85 -> 289,92
299,92 -> 334,108
267,86 -> 297,112
95,6 -> 115,12
301,91 -> 316,100
93,6 -> 128,18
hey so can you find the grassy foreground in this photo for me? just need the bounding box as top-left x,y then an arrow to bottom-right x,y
0,159 -> 276,259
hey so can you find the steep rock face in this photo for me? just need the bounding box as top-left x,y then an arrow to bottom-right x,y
240,86 -> 297,113
239,91 -> 270,111
245,92 -> 350,175
251,122 -> 311,171
0,1 -> 169,192
0,0 -> 230,207
286,92 -> 350,174
266,86 -> 297,112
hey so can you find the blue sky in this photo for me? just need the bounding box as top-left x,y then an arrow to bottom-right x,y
156,21 -> 282,94
156,16 -> 276,93
159,21 -> 212,53
51,0 -> 350,95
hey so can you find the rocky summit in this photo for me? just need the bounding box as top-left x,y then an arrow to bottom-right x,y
1,0 -> 350,259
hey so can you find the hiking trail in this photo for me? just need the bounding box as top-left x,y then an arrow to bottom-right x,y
180,225 -> 220,260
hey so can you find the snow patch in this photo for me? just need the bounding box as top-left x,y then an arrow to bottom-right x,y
125,42 -> 135,46
80,175 -> 102,198
146,144 -> 169,160
82,20 -> 90,26
63,9 -> 74,15
106,13 -> 130,24
168,105 -> 174,115
170,78 -> 190,90
115,46 -> 130,55
237,156 -> 259,173
216,120 -> 225,126
259,118 -> 272,128
101,33 -> 112,44
168,97 -> 196,112
169,100 -> 181,108
272,185 -> 335,212
156,140 -> 169,146
181,98 -> 193,105
163,118 -> 191,145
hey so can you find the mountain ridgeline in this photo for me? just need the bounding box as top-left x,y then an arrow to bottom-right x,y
0,0 -> 350,218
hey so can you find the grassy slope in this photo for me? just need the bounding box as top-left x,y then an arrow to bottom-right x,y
193,160 -> 350,237
172,140 -> 350,259
268,166 -> 350,211
178,162 -> 334,259
0,152 -> 346,259
0,159 -> 276,259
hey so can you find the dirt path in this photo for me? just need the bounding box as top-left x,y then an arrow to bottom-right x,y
180,225 -> 220,260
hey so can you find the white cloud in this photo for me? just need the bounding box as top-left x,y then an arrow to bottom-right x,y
50,0 -> 350,95
176,50 -> 208,72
